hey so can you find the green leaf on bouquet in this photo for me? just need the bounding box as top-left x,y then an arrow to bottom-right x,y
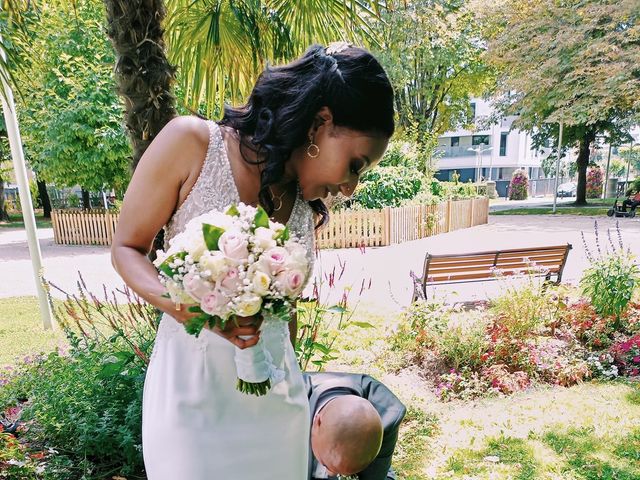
158,252 -> 188,278
188,305 -> 203,314
226,204 -> 240,217
254,205 -> 270,229
184,315 -> 208,337
274,226 -> 290,244
202,223 -> 225,250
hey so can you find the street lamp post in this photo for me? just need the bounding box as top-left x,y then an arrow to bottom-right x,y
467,143 -> 493,182
552,122 -> 564,214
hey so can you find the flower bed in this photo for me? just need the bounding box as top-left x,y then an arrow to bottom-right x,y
394,226 -> 640,400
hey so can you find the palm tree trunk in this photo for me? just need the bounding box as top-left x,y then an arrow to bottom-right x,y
103,0 -> 178,257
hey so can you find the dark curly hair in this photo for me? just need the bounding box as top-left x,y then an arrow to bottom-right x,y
219,44 -> 395,227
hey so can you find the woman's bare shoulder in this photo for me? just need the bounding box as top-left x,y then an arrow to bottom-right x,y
159,115 -> 211,150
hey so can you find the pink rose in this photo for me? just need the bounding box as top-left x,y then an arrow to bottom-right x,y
260,247 -> 289,276
200,289 -> 229,316
183,272 -> 214,301
219,231 -> 249,261
221,267 -> 242,294
277,269 -> 306,297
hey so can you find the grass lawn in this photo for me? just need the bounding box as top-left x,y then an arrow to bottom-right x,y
491,207 -> 612,215
0,296 -> 66,366
0,213 -> 53,229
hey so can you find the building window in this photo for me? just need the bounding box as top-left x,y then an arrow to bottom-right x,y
498,168 -> 504,180
451,136 -> 459,147
500,133 -> 508,156
470,102 -> 476,119
472,135 -> 489,146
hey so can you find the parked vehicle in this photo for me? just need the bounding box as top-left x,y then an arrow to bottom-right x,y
557,181 -> 577,198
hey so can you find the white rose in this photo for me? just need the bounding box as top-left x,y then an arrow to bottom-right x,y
252,271 -> 271,296
253,227 -> 277,250
235,294 -> 262,317
219,230 -> 249,262
198,251 -> 228,281
285,243 -> 308,270
165,280 -> 196,305
182,272 -> 214,301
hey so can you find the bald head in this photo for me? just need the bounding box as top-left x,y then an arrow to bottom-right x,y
311,395 -> 383,476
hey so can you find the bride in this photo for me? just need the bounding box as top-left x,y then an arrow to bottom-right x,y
111,43 -> 394,479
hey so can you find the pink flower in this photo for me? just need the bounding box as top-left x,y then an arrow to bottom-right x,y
219,231 -> 249,261
260,247 -> 289,276
276,269 -> 306,296
183,272 -> 214,301
633,356 -> 640,364
200,289 -> 229,316
221,267 -> 242,294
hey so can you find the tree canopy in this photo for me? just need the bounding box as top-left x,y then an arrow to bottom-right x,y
14,0 -> 131,194
485,0 -> 640,203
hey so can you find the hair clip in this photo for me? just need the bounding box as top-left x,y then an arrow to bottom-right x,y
326,41 -> 351,55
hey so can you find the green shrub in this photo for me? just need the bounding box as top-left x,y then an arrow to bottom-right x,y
580,222 -> 640,322
0,279 -> 158,479
350,166 -> 423,209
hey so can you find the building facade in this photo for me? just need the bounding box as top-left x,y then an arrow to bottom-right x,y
434,98 -> 549,185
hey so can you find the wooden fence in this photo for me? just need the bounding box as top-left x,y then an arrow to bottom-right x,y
51,209 -> 118,246
51,197 -> 489,248
315,197 -> 489,249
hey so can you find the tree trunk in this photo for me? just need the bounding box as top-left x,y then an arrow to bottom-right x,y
103,0 -> 177,169
81,188 -> 91,210
575,129 -> 596,206
0,179 -> 9,222
104,0 -> 178,258
37,179 -> 51,218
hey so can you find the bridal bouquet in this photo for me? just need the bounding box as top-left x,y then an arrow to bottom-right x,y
154,203 -> 309,396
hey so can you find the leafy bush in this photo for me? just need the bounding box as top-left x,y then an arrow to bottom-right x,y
429,179 -> 483,200
508,169 -> 529,200
0,279 -> 158,479
350,166 -> 423,209
580,222 -> 640,322
586,167 -> 604,198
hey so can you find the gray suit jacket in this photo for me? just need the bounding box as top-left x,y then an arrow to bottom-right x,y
304,372 -> 406,480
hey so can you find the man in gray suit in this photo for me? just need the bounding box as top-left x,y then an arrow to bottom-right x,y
304,372 -> 406,480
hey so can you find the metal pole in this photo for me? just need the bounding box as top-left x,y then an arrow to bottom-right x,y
0,40 -> 53,329
603,142 -> 612,199
624,141 -> 633,191
552,122 -> 564,214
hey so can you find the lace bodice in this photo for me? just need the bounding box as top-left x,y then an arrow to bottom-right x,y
165,120 -> 316,270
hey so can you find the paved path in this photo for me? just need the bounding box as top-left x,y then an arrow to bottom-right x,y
2,215 -> 639,312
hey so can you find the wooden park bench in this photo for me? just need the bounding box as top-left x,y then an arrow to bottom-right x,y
411,244 -> 572,302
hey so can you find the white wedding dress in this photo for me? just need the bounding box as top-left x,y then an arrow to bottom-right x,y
142,120 -> 312,479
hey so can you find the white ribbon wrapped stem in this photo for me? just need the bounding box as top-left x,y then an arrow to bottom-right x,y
234,315 -> 288,387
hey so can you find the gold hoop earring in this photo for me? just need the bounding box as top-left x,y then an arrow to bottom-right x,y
307,142 -> 320,158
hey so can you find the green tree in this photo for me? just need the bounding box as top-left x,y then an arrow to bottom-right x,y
618,146 -> 640,179
376,0 -> 492,138
15,0 -> 131,209
485,0 -> 639,205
